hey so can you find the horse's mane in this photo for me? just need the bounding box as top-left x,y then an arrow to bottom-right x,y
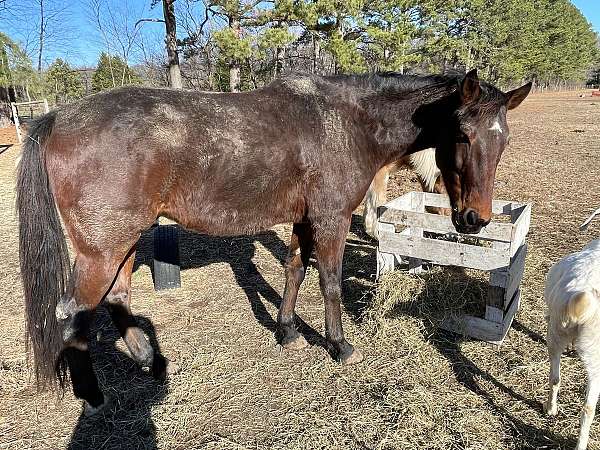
323,71 -> 507,118
326,72 -> 455,95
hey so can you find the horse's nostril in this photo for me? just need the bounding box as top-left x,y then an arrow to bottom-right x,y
465,209 -> 479,226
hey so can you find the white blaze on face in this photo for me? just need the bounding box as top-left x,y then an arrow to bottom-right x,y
489,118 -> 503,133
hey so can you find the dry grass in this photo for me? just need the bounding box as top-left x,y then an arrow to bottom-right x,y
0,90 -> 599,449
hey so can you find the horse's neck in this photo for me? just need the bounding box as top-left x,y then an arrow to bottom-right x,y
358,96 -> 426,163
358,85 -> 456,164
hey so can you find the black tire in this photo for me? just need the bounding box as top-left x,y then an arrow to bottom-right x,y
152,225 -> 181,290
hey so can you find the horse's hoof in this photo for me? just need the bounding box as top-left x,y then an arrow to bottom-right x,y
150,355 -> 179,380
543,400 -> 558,416
339,347 -> 364,365
83,395 -> 108,417
282,334 -> 309,350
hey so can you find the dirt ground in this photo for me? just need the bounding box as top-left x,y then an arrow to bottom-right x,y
0,91 -> 599,450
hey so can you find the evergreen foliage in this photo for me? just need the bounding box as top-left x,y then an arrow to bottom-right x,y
45,59 -> 84,104
183,0 -> 598,89
92,52 -> 141,92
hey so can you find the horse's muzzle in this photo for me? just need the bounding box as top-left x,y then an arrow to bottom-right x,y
452,208 -> 490,234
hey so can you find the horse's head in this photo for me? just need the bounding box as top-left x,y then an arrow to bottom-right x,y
434,70 -> 531,234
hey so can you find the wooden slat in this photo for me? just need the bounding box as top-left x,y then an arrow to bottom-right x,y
376,221 -> 397,278
13,100 -> 47,107
486,259 -> 507,322
378,208 -> 513,242
419,193 -> 516,215
489,267 -> 509,288
505,244 -> 527,307
441,291 -> 521,344
408,193 -> 425,274
376,249 -> 395,278
379,232 -> 510,271
485,305 -> 504,323
441,314 -> 503,342
384,192 -> 413,211
501,290 -> 521,335
511,204 -> 532,256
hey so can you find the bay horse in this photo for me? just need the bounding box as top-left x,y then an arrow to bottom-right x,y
17,70 -> 531,414
362,148 -> 448,239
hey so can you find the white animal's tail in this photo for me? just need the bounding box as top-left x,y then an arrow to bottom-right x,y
561,290 -> 600,328
581,208 -> 600,231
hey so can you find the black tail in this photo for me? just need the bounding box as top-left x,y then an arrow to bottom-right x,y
16,111 -> 71,390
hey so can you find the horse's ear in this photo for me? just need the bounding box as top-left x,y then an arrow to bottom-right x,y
460,69 -> 481,104
505,82 -> 532,110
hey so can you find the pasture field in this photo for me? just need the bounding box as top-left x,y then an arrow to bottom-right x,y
0,91 -> 599,450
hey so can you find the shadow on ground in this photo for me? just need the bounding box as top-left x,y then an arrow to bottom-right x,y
382,270 -> 575,449
132,215 -> 378,350
67,310 -> 167,450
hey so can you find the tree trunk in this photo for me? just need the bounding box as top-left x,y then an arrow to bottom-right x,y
275,46 -> 284,78
312,35 -> 320,74
274,21 -> 285,79
0,86 -> 11,127
163,0 -> 183,89
37,0 -> 44,72
229,16 -> 241,93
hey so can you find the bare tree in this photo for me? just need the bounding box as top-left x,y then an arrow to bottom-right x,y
86,0 -> 147,87
162,0 -> 182,88
138,0 -> 184,89
20,0 -> 72,72
177,0 -> 219,90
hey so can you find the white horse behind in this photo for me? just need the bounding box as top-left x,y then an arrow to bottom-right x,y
362,148 -> 448,239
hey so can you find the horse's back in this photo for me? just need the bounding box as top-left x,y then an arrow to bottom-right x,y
44,85 -> 334,239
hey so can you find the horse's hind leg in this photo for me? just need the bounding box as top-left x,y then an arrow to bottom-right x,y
277,222 -> 313,349
105,249 -> 168,380
57,251 -> 130,415
313,215 -> 363,365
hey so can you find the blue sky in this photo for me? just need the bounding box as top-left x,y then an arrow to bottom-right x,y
572,0 -> 600,31
2,0 -> 599,69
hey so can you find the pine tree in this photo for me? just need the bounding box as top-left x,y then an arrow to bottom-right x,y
300,0 -> 367,73
45,58 -> 84,104
92,52 -> 141,92
362,0 -> 421,73
256,0 -> 299,77
211,1 -> 260,92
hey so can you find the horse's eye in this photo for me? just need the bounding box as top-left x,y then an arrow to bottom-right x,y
456,131 -> 470,144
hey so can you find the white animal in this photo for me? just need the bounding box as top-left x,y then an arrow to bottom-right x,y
543,239 -> 600,450
362,148 -> 447,239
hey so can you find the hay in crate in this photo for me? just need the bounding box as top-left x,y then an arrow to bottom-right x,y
368,267 -> 490,334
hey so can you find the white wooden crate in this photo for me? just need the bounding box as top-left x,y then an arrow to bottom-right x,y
376,192 -> 532,344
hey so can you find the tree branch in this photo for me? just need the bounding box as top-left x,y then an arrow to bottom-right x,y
135,18 -> 165,28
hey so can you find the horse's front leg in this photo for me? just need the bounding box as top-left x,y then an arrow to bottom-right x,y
313,215 -> 363,364
277,222 -> 313,349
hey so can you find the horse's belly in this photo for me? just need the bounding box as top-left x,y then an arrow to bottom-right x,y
169,195 -> 304,237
